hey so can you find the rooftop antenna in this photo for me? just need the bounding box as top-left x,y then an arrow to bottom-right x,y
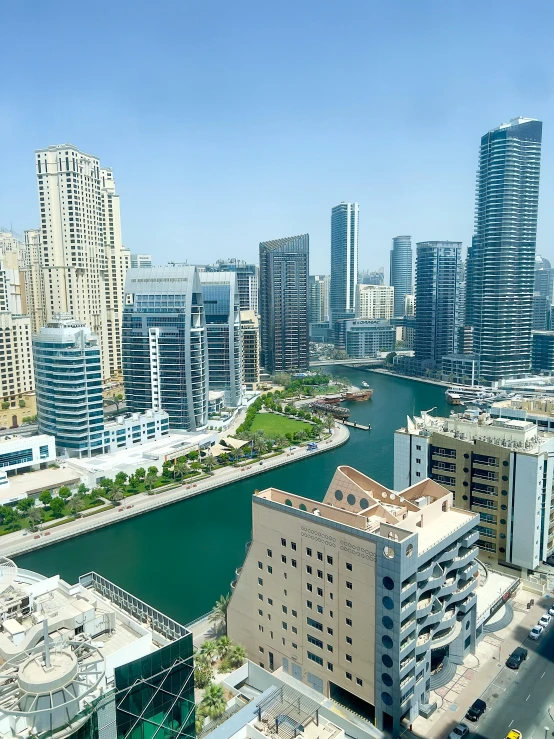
42,619 -> 51,669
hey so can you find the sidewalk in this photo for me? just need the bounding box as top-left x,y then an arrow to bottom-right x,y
0,423 -> 349,559
410,587 -> 552,738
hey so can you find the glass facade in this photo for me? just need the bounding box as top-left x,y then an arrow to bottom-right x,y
330,203 -> 358,322
115,635 -> 195,739
466,118 -> 542,381
309,275 -> 330,324
259,235 -> 309,373
389,236 -> 412,317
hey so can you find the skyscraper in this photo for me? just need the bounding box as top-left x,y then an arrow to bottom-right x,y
533,256 -> 554,331
389,236 -> 412,316
330,203 -> 359,321
207,259 -> 259,313
259,235 -> 309,374
414,241 -> 462,366
308,275 -> 330,324
355,283 -> 394,320
465,118 -> 542,381
33,315 -> 104,457
122,267 -> 209,430
34,145 -> 130,379
199,271 -> 244,408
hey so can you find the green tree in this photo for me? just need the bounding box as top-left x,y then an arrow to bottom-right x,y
147,465 -> 158,477
67,494 -> 86,518
199,639 -> 218,662
18,398 -> 26,408
194,658 -> 213,689
39,490 -> 52,506
201,684 -> 227,719
216,635 -> 232,658
1,401 -> 10,410
99,478 -> 113,492
107,485 -> 125,505
135,467 -> 146,482
50,497 -> 66,518
57,486 -> 72,500
190,461 -> 202,472
162,461 -> 173,478
227,644 -> 246,668
115,471 -> 128,486
209,593 -> 231,634
203,454 -> 215,473
27,508 -> 42,531
127,475 -> 138,493
77,483 -> 89,495
174,459 -> 188,480
16,498 -> 35,513
145,472 -> 157,493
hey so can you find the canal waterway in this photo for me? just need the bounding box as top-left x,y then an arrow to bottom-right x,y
15,368 -> 452,625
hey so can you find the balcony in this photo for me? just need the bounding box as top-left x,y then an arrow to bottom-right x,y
402,578 -> 417,594
417,561 -> 438,583
460,561 -> 479,580
416,595 -> 433,617
449,577 -> 478,605
401,617 -> 416,633
400,635 -> 416,656
455,545 -> 478,568
424,600 -> 446,627
399,653 -> 415,676
415,632 -> 431,656
438,575 -> 458,598
401,596 -> 416,613
458,592 -> 477,615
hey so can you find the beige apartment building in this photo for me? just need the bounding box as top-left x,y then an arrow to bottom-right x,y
229,465 -> 480,735
33,144 -> 130,379
241,309 -> 260,389
395,410 -> 554,574
356,284 -> 394,320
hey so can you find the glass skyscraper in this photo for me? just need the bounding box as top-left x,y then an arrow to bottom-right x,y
308,274 -> 330,324
259,234 -> 309,374
533,255 -> 553,331
329,202 -> 358,321
414,241 -> 462,366
122,266 -> 209,430
206,258 -> 259,313
466,117 -> 542,381
389,236 -> 412,317
199,271 -> 244,408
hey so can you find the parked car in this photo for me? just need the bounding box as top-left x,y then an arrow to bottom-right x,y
549,606 -> 554,617
506,647 -> 528,669
529,624 -> 544,640
505,731 -> 522,739
465,698 -> 487,721
449,724 -> 470,739
539,613 -> 552,629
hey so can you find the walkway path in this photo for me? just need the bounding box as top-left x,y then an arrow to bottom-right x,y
2,424 -> 349,559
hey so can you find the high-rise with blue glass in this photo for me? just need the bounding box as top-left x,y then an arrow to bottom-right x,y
122,267 -> 209,431
466,117 -> 542,381
389,236 -> 412,317
330,203 -> 358,322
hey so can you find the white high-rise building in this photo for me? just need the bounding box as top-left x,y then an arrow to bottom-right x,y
330,202 -> 359,321
34,144 -> 130,379
131,253 -> 152,268
355,283 -> 394,320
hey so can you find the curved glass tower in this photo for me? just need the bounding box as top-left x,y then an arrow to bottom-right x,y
466,117 -> 542,381
330,203 -> 359,321
389,236 -> 412,316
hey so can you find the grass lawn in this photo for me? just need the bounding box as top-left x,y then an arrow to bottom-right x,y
250,412 -> 313,438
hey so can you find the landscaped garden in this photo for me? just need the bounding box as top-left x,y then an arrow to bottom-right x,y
249,412 -> 313,438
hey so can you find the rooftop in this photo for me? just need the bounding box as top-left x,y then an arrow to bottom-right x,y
0,466 -> 80,503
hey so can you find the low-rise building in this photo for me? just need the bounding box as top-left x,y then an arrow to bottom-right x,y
228,465 -> 480,735
0,433 -> 55,474
101,409 -> 169,452
0,560 -> 194,739
441,353 -> 480,386
336,319 -> 395,358
394,410 -> 554,573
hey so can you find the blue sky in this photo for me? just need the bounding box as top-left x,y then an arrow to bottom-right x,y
2,0 -> 554,274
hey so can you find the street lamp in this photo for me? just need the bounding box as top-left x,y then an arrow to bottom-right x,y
545,728 -> 550,739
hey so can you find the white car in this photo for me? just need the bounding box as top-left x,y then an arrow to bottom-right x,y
548,606 -> 554,617
449,724 -> 470,739
539,613 -> 552,629
529,624 -> 544,640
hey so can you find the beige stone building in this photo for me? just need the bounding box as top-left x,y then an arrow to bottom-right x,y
33,145 -> 130,379
241,309 -> 260,389
356,284 -> 394,320
228,465 -> 480,735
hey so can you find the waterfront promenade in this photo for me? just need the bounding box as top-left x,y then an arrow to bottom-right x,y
1,423 -> 349,559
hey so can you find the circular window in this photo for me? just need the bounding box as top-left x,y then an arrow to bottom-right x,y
347,494 -> 356,505
382,616 -> 393,629
299,503 -> 307,511
499,547 -> 506,553
503,460 -> 509,466
463,481 -> 468,487
381,691 -> 393,706
360,498 -> 369,509
334,490 -> 343,501
383,576 -> 394,591
462,495 -> 468,501
501,490 -> 508,496
500,533 -> 506,539
464,453 -> 469,459
502,475 -> 508,481
382,654 -> 393,668
382,596 -> 394,610
406,544 -> 414,557
285,499 -> 293,506
501,504 -> 507,511
463,467 -> 469,473
382,673 -> 393,687
383,545 -> 395,559
382,635 -> 393,649
500,518 -> 506,525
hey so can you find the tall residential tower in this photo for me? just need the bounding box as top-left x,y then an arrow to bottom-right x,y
330,203 -> 359,321
389,236 -> 412,317
465,118 -> 542,381
259,235 -> 309,374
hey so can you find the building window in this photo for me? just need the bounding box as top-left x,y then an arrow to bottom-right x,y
317,552 -> 323,561
346,600 -> 352,608
268,598 -> 273,605
346,581 -> 353,590
258,561 -> 263,569
292,559 -> 297,568
259,625 -> 264,632
346,618 -> 352,626
307,583 -> 313,592
291,542 -> 297,551
258,609 -> 263,616
327,574 -> 333,583
346,672 -> 352,681
307,617 -> 323,631
317,605 -> 323,614
317,588 -> 323,597
307,652 -> 323,666
258,594 -> 263,601
346,636 -> 352,645
416,445 -> 421,451
292,626 -> 298,634
346,654 -> 352,663
267,549 -> 273,558
258,578 -> 263,586
416,472 -> 421,477
282,622 -> 288,630
259,646 -> 264,653
327,555 -> 333,565
307,634 -> 323,649
292,642 -> 298,649
307,600 -> 313,609
282,606 -> 288,614
317,570 -> 323,579
416,458 -> 421,464
292,610 -> 297,617
327,662 -> 333,671
306,548 -> 312,556
306,565 -> 313,575
281,538 -> 286,547
327,627 -> 333,635
356,678 -> 363,686
282,555 -> 287,564
327,644 -> 333,652
268,566 -> 273,574
346,563 -> 352,571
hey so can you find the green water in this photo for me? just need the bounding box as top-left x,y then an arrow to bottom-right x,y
15,369 -> 451,625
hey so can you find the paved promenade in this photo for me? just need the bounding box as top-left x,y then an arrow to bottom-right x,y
1,423 -> 349,559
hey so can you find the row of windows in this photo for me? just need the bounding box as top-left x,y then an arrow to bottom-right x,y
271,544 -> 354,571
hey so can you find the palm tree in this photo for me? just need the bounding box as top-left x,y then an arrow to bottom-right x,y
216,635 -> 232,658
227,644 -> 246,668
201,683 -> 227,718
67,494 -> 86,518
199,639 -> 218,662
203,454 -> 215,473
108,485 -> 125,505
274,435 -> 288,450
145,472 -> 157,493
174,459 -> 188,480
324,414 -> 335,432
209,593 -> 231,634
27,508 -> 42,532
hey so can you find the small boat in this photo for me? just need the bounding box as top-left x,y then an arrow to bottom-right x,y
361,381 -> 369,388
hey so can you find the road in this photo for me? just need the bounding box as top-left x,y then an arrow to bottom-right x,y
464,611 -> 554,739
